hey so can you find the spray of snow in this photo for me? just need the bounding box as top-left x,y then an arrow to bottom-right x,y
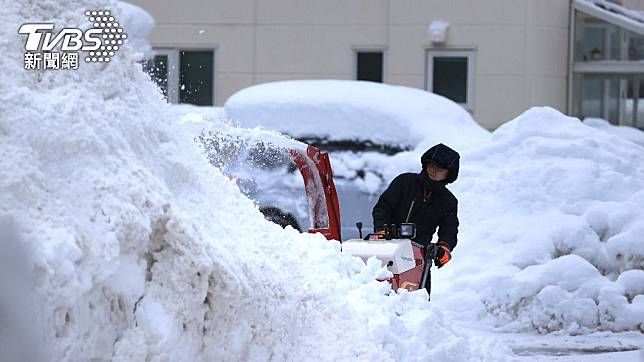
1,1 -> 506,361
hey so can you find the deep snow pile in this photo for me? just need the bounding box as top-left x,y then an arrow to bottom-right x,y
0,1 -> 503,361
432,107 -> 644,334
224,80 -> 490,152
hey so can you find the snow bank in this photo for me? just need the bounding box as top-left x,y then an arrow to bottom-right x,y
1,1 -> 503,361
433,107 -> 644,334
224,80 -> 490,152
114,1 -> 155,58
323,107 -> 644,335
584,117 -> 644,148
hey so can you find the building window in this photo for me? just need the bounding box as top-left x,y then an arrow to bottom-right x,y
180,50 -> 214,106
143,49 -> 215,105
570,5 -> 644,128
356,51 -> 383,83
426,49 -> 476,110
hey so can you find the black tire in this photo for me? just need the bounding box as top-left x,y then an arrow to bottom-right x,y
260,207 -> 302,232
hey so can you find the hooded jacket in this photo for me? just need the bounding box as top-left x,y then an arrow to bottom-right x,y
372,144 -> 460,250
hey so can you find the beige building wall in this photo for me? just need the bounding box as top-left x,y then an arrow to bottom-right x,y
129,0 -> 571,129
387,0 -> 569,128
622,0 -> 644,10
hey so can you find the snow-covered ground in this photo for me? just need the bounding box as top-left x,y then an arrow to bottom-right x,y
431,108 -> 644,335
3,1 -> 644,361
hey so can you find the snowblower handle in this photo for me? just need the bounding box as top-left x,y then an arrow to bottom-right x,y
424,244 -> 438,267
419,244 -> 438,292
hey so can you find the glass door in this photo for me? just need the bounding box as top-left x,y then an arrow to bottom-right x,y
574,73 -> 643,128
625,78 -> 643,128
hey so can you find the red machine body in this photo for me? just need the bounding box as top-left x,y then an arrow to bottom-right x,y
389,244 -> 426,291
288,145 -> 341,241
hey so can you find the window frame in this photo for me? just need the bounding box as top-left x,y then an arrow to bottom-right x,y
353,47 -> 386,83
425,48 -> 476,111
147,48 -> 216,105
148,48 -> 180,103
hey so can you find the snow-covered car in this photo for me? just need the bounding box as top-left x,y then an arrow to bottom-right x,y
224,80 -> 489,239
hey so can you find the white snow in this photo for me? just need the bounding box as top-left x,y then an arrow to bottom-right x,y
317,106 -> 644,337
224,80 -> 490,152
1,1 -> 504,361
584,117 -> 644,148
4,0 -> 644,360
431,107 -> 644,335
577,0 -> 644,29
429,20 -> 449,43
114,1 -> 155,59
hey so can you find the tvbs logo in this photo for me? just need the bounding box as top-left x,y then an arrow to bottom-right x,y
19,10 -> 127,70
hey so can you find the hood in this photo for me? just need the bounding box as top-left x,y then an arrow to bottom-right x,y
421,143 -> 460,184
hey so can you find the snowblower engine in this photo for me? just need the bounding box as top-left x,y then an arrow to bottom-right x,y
342,223 -> 431,292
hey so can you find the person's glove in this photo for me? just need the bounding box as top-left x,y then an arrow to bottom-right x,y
433,241 -> 452,268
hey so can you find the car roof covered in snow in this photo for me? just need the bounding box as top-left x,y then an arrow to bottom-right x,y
224,80 -> 490,152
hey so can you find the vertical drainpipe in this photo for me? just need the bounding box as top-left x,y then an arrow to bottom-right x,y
386,0 -> 390,84
567,0 -> 576,117
252,0 -> 257,85
633,79 -> 640,127
525,0 -> 536,115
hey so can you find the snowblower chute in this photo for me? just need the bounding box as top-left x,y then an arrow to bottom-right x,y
288,145 -> 341,241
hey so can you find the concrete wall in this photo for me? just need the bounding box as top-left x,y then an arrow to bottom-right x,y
128,0 -> 571,129
622,0 -> 644,10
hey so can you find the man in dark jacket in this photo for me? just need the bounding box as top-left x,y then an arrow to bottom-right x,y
372,143 -> 460,296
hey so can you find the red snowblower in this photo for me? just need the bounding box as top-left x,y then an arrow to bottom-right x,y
290,145 -> 435,292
